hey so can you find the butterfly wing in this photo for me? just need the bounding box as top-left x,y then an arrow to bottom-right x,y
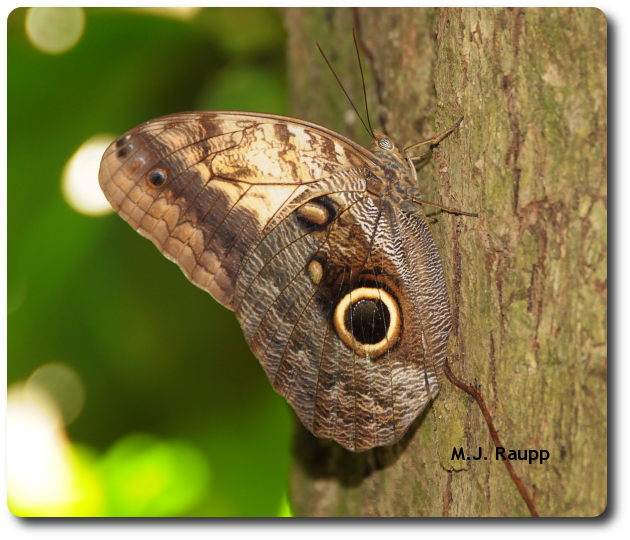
99,112 -> 451,452
99,111 -> 374,308
238,188 -> 451,451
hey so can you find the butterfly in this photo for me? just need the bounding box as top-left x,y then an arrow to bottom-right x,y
98,109 -> 470,453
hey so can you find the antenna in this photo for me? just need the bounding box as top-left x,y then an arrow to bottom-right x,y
352,28 -> 374,137
316,40 -> 375,140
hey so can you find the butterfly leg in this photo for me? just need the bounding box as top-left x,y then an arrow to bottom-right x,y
409,150 -> 432,163
404,117 -> 464,153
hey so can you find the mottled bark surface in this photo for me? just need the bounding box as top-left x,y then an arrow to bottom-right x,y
285,7 -> 606,517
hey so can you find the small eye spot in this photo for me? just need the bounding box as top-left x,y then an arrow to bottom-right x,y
296,202 -> 330,226
148,169 -> 167,187
378,138 -> 393,150
307,260 -> 323,285
117,144 -> 131,158
115,135 -> 130,148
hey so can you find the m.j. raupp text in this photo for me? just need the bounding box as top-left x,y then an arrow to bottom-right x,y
451,447 -> 550,465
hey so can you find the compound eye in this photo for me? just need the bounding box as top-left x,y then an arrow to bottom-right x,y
378,138 -> 393,150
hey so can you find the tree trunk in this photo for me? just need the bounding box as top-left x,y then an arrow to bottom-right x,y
285,7 -> 606,517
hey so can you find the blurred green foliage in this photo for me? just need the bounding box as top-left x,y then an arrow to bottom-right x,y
8,7 -> 292,517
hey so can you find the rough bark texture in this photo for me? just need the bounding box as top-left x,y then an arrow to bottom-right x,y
285,7 -> 606,517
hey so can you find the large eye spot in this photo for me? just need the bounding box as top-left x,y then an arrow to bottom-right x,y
333,287 -> 401,358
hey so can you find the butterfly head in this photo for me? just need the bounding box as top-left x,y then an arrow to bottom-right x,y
369,130 -> 417,192
370,130 -> 407,163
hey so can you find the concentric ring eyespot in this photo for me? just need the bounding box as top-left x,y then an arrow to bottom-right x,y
333,287 -> 401,358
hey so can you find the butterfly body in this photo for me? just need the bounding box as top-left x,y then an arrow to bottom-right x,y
100,111 -> 452,452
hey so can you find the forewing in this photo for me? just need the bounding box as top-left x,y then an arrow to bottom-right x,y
98,111 -> 373,309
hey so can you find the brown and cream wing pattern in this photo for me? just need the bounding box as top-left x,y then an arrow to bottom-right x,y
99,111 -> 453,452
235,189 -> 451,451
98,111 -> 374,309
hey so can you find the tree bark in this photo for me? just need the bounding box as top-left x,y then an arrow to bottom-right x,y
285,7 -> 606,517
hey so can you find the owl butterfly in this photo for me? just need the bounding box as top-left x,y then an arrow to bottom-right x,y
99,42 -> 470,454
99,107 -> 466,450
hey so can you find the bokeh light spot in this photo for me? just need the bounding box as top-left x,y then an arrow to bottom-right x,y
62,134 -> 115,216
27,363 -> 86,426
25,7 -> 85,55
